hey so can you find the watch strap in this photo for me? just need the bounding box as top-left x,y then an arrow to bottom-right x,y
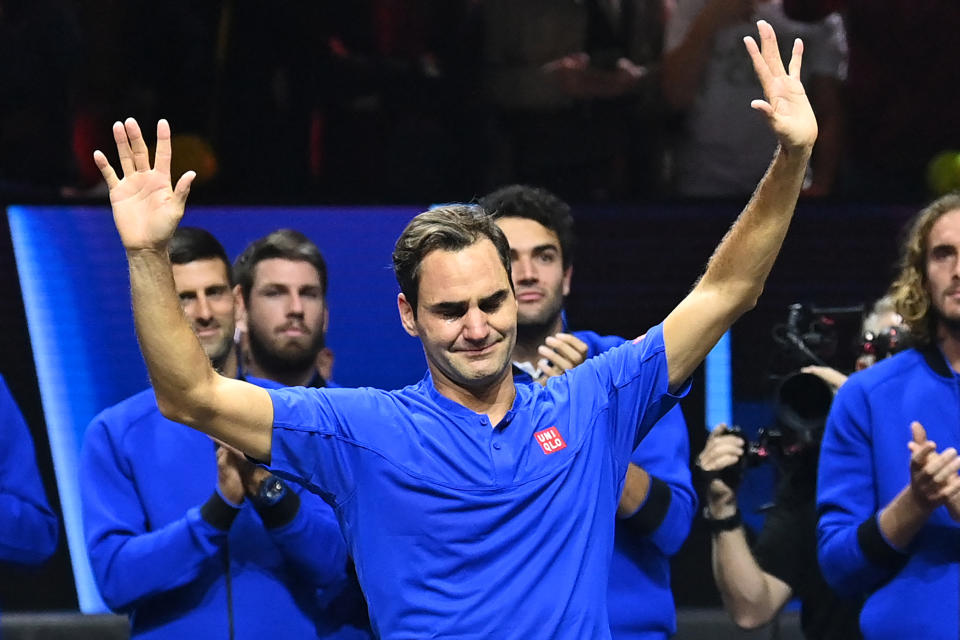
703,506 -> 741,534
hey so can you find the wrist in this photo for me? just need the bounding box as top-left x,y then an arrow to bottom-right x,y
703,505 -> 741,534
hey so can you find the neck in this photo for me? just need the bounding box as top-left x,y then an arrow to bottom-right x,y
431,368 -> 517,425
246,361 -> 319,387
512,314 -> 564,367
938,322 -> 960,373
214,348 -> 240,380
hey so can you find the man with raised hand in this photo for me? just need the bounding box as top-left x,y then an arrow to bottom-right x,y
81,227 -> 366,639
95,20 -> 816,639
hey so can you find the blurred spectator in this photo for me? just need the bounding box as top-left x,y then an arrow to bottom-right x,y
481,0 -> 667,201
0,374 -> 59,568
662,0 -> 845,198
783,1 -> 960,200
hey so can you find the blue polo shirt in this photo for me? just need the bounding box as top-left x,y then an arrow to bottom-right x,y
267,323 -> 686,639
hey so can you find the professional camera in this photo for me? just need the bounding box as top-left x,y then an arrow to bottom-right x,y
717,370 -> 834,489
718,304 -> 852,488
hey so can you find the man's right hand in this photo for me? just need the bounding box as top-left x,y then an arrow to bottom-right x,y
907,421 -> 960,519
697,423 -> 745,518
94,118 -> 195,252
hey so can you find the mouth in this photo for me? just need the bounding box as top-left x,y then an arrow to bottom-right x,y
456,342 -> 499,357
278,325 -> 310,337
194,326 -> 221,339
516,291 -> 544,303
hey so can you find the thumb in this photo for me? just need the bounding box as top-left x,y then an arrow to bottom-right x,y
912,421 -> 927,445
174,170 -> 196,205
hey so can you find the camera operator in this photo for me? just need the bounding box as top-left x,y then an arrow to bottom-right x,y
697,298 -> 908,639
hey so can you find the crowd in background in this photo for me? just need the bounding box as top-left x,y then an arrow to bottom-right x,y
3,1 -> 960,205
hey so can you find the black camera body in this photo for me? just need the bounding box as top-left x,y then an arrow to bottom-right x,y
718,370 -> 834,489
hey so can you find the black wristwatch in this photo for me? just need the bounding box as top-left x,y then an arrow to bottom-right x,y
254,475 -> 288,508
703,506 -> 741,534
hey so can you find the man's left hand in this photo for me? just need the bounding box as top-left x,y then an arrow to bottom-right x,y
743,20 -> 818,153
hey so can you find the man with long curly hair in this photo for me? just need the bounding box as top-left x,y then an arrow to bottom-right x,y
817,193 -> 960,640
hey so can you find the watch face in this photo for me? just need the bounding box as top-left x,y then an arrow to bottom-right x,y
259,476 -> 286,504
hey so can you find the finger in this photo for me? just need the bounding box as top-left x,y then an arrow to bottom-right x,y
742,35 -> 772,90
553,333 -> 589,357
539,345 -> 575,372
124,117 -> 151,172
538,358 -> 563,377
932,451 -> 960,485
155,119 -> 172,177
788,38 -> 803,80
174,170 -> 196,208
911,440 -> 937,467
709,423 -> 730,437
701,454 -> 741,472
756,19 -> 787,78
934,475 -> 960,502
93,150 -> 119,189
750,99 -> 774,118
912,421 -> 927,445
112,120 -> 135,177
544,336 -> 586,365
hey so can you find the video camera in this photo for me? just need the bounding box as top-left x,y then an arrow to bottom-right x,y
717,304 -> 855,488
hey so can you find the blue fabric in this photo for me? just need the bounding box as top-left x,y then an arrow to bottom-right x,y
0,374 -> 58,565
81,378 -> 369,640
267,322 -> 687,639
817,347 -> 960,640
569,332 -> 696,640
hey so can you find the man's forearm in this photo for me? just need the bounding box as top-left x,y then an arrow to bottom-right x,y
712,527 -> 791,629
128,249 -> 217,423
700,145 -> 810,303
663,145 -> 811,386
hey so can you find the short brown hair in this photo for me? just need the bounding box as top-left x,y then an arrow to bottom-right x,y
234,229 -> 328,304
393,205 -> 513,313
888,193 -> 960,345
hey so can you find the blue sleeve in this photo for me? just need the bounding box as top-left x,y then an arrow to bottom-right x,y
626,406 -> 697,556
268,386 -> 390,504
258,486 -> 349,590
562,323 -> 691,460
0,375 -> 58,565
81,413 -> 236,612
816,379 -> 905,596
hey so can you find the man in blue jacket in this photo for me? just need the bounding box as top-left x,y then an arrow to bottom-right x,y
234,229 -> 336,388
93,20 -> 817,639
0,374 -> 58,567
482,184 -> 696,640
81,227 -> 365,639
817,193 -> 960,640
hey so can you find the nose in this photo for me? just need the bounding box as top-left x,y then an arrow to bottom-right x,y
194,294 -> 214,322
287,292 -> 305,316
513,256 -> 537,285
461,307 -> 491,344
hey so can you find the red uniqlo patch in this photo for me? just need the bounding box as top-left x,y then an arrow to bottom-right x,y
534,427 -> 567,455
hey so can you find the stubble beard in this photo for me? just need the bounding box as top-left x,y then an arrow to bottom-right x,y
248,322 -> 325,379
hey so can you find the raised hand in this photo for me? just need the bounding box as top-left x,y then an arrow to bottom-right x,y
93,118 -> 196,252
743,20 -> 818,153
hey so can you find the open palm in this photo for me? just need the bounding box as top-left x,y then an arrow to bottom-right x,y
744,20 -> 818,152
94,119 -> 196,251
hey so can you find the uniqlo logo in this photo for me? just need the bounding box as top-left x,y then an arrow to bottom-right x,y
534,427 -> 567,455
